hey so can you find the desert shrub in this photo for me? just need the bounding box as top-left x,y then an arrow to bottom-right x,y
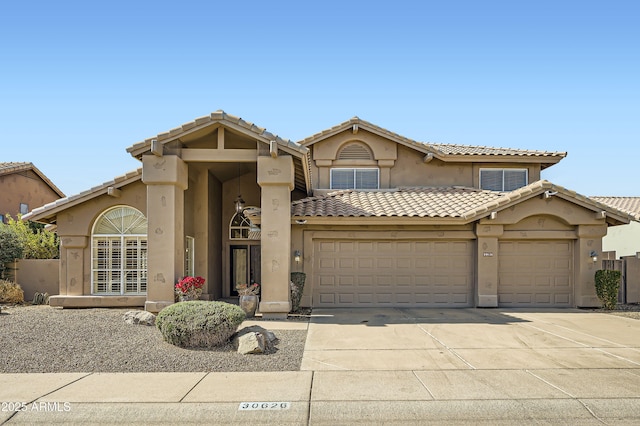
0,225 -> 23,279
595,269 -> 621,310
6,215 -> 59,259
0,280 -> 25,304
290,272 -> 306,313
156,301 -> 246,348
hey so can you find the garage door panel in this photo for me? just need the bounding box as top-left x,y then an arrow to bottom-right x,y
499,240 -> 573,307
313,239 -> 473,307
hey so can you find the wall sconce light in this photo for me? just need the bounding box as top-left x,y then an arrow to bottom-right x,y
590,251 -> 598,263
294,250 -> 302,263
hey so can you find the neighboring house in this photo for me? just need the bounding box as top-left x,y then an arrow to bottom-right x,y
591,197 -> 640,258
24,111 -> 636,316
0,162 -> 65,223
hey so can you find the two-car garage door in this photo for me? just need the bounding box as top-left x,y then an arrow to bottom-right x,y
312,239 -> 474,307
311,238 -> 574,308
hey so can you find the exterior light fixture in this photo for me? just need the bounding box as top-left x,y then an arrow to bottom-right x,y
294,250 -> 302,263
235,195 -> 245,214
234,162 -> 245,214
590,251 -> 598,263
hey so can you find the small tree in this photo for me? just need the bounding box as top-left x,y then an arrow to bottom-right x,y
0,224 -> 23,279
6,215 -> 59,259
594,269 -> 621,310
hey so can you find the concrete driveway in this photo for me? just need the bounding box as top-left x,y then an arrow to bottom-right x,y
3,308 -> 639,424
302,308 -> 640,424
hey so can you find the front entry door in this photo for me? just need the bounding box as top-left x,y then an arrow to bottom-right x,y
230,244 -> 261,296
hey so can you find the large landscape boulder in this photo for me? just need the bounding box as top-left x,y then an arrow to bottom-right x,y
234,325 -> 278,355
124,310 -> 156,326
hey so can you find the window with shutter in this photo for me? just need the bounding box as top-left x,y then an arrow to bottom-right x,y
91,206 -> 147,295
480,169 -> 528,191
330,168 -> 379,190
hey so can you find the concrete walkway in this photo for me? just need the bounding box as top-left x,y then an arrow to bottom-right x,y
2,308 -> 640,424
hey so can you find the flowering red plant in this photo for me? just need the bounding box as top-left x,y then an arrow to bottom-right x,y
175,276 -> 205,300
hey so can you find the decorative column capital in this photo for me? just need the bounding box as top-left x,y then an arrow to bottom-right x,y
142,155 -> 188,190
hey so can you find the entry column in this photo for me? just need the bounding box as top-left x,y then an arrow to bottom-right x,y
475,223 -> 503,307
257,155 -> 294,319
142,155 -> 188,313
575,224 -> 607,307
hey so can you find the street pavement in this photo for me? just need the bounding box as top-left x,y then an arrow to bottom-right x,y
1,308 -> 640,424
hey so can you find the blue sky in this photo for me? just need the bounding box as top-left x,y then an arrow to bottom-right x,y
1,1 -> 638,197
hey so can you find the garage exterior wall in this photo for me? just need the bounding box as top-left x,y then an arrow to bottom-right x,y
296,194 -> 608,309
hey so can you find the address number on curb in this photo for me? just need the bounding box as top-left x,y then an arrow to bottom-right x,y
238,402 -> 291,411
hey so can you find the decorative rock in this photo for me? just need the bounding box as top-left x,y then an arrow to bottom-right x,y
237,332 -> 266,354
124,310 -> 156,326
234,325 -> 279,355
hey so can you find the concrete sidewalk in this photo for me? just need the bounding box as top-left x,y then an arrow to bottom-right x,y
2,309 -> 640,424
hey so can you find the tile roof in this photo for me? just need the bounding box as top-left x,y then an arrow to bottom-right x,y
289,180 -> 637,225
23,169 -> 142,224
291,187 -> 505,218
127,110 -> 308,157
298,117 -> 566,165
591,197 -> 640,220
427,143 -> 565,158
0,162 -> 65,197
0,162 -> 32,174
126,110 -> 312,194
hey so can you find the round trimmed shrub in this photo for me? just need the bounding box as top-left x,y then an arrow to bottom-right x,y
156,301 -> 246,348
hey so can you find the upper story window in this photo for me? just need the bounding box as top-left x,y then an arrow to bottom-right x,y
330,168 -> 379,190
480,168 -> 528,192
19,203 -> 29,215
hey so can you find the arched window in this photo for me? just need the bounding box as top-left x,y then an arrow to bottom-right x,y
91,206 -> 148,295
229,208 -> 260,240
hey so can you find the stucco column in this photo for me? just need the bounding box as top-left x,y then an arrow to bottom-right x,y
257,155 -> 294,319
59,236 -> 87,296
575,224 -> 607,307
142,155 -> 188,313
475,224 -> 503,307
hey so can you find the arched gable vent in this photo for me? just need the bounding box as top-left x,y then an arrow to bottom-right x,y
338,143 -> 373,160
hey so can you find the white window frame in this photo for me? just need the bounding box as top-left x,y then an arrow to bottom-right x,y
91,206 -> 148,295
330,168 -> 379,190
479,168 -> 528,191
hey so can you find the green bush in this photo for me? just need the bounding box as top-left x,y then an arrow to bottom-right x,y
0,280 -> 25,304
0,225 -> 23,279
6,215 -> 59,259
290,272 -> 306,313
595,269 -> 621,310
156,301 -> 246,348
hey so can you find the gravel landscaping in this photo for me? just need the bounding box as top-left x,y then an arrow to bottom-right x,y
0,305 -> 308,373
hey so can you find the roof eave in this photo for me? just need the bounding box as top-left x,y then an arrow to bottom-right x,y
24,169 -> 143,225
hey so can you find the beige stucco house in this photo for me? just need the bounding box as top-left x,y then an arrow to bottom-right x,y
24,111 -> 636,317
0,162 -> 65,223
591,197 -> 640,258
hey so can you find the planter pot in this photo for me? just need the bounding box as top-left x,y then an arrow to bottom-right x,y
239,295 -> 259,318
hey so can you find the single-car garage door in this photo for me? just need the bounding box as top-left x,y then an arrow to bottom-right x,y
312,239 -> 473,307
498,240 -> 573,307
